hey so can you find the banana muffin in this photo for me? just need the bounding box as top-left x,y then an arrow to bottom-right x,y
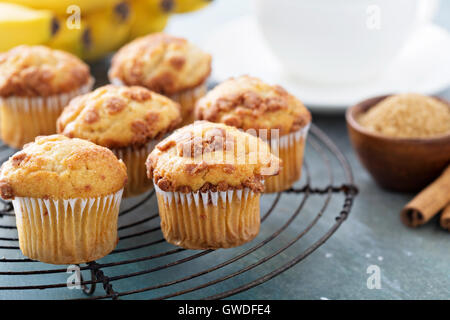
195,76 -> 311,193
0,45 -> 94,148
146,121 -> 281,249
0,135 -> 127,264
108,33 -> 211,126
57,84 -> 181,197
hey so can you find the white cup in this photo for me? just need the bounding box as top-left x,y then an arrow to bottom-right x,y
253,0 -> 427,84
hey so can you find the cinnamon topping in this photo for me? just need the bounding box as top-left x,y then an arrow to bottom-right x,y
195,76 -> 311,135
146,121 -> 281,193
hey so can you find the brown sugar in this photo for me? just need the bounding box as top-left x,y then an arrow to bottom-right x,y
358,93 -> 450,138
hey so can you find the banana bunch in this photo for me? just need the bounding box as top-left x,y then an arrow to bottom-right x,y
81,1 -> 134,61
2,0 -> 118,15
0,3 -> 57,52
0,0 -> 213,61
46,0 -> 135,61
173,0 -> 213,13
129,0 -> 214,40
46,14 -> 86,57
128,0 -> 174,40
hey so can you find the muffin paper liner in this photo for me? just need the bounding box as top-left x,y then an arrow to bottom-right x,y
264,123 -> 310,193
110,77 -> 206,127
11,189 -> 123,265
169,83 -> 207,126
112,140 -> 159,198
155,185 -> 260,249
0,77 -> 94,148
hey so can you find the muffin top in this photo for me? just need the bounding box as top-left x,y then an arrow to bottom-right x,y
57,85 -> 182,149
146,121 -> 281,193
195,76 -> 311,136
358,93 -> 450,138
108,33 -> 212,95
0,45 -> 91,97
0,135 -> 127,200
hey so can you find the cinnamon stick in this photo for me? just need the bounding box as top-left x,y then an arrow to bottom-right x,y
400,165 -> 450,228
440,204 -> 450,231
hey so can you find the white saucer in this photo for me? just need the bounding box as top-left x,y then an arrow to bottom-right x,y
203,16 -> 450,113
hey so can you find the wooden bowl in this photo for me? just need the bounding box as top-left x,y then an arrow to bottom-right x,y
346,95 -> 450,192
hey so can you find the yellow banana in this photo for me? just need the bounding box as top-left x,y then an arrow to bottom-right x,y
81,0 -> 134,61
46,15 -> 86,57
1,0 -> 118,15
0,3 -> 57,52
129,0 -> 173,40
173,0 -> 213,13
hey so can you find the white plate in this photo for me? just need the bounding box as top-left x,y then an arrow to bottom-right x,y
203,16 -> 450,112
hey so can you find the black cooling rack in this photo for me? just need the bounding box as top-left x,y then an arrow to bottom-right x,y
0,124 -> 358,299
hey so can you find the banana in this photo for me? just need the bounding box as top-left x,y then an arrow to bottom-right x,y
129,0 -> 173,40
81,0 -> 134,61
173,0 -> 213,13
0,3 -> 57,52
46,15 -> 86,57
2,0 -> 118,15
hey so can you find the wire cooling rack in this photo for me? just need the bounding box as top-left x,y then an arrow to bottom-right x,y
0,124 -> 357,300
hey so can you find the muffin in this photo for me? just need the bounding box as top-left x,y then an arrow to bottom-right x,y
57,85 -> 181,197
108,33 -> 211,126
0,135 -> 127,264
195,76 -> 311,193
146,121 -> 281,249
0,45 -> 94,149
